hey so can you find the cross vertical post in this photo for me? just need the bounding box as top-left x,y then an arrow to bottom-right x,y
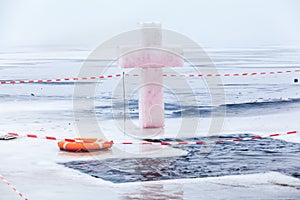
119,23 -> 183,128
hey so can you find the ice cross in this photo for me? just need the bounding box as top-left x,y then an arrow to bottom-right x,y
119,23 -> 183,128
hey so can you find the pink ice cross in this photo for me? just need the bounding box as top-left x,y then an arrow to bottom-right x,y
119,23 -> 183,128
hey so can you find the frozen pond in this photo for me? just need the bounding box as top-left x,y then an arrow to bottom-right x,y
1,46 -> 300,199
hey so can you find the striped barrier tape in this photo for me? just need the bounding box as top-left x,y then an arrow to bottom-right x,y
1,69 -> 299,85
7,130 -> 298,145
8,133 -> 78,143
0,174 -> 29,200
0,74 -> 123,85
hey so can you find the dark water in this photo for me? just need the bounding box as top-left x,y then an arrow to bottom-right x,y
62,134 -> 300,183
94,97 -> 300,119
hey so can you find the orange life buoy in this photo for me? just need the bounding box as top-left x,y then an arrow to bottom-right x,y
58,138 -> 113,152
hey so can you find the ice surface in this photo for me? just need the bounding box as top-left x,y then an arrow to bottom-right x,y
0,46 -> 300,199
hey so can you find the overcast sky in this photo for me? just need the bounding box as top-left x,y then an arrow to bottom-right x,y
0,0 -> 300,48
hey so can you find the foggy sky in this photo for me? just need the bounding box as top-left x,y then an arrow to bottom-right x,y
0,0 -> 300,48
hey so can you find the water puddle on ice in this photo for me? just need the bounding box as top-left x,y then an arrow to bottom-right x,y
61,134 -> 300,183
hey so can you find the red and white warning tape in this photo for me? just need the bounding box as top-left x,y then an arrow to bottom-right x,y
1,69 -> 299,85
7,130 -> 298,145
8,132 -> 78,143
0,74 -> 123,85
163,69 -> 300,78
0,174 -> 29,200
